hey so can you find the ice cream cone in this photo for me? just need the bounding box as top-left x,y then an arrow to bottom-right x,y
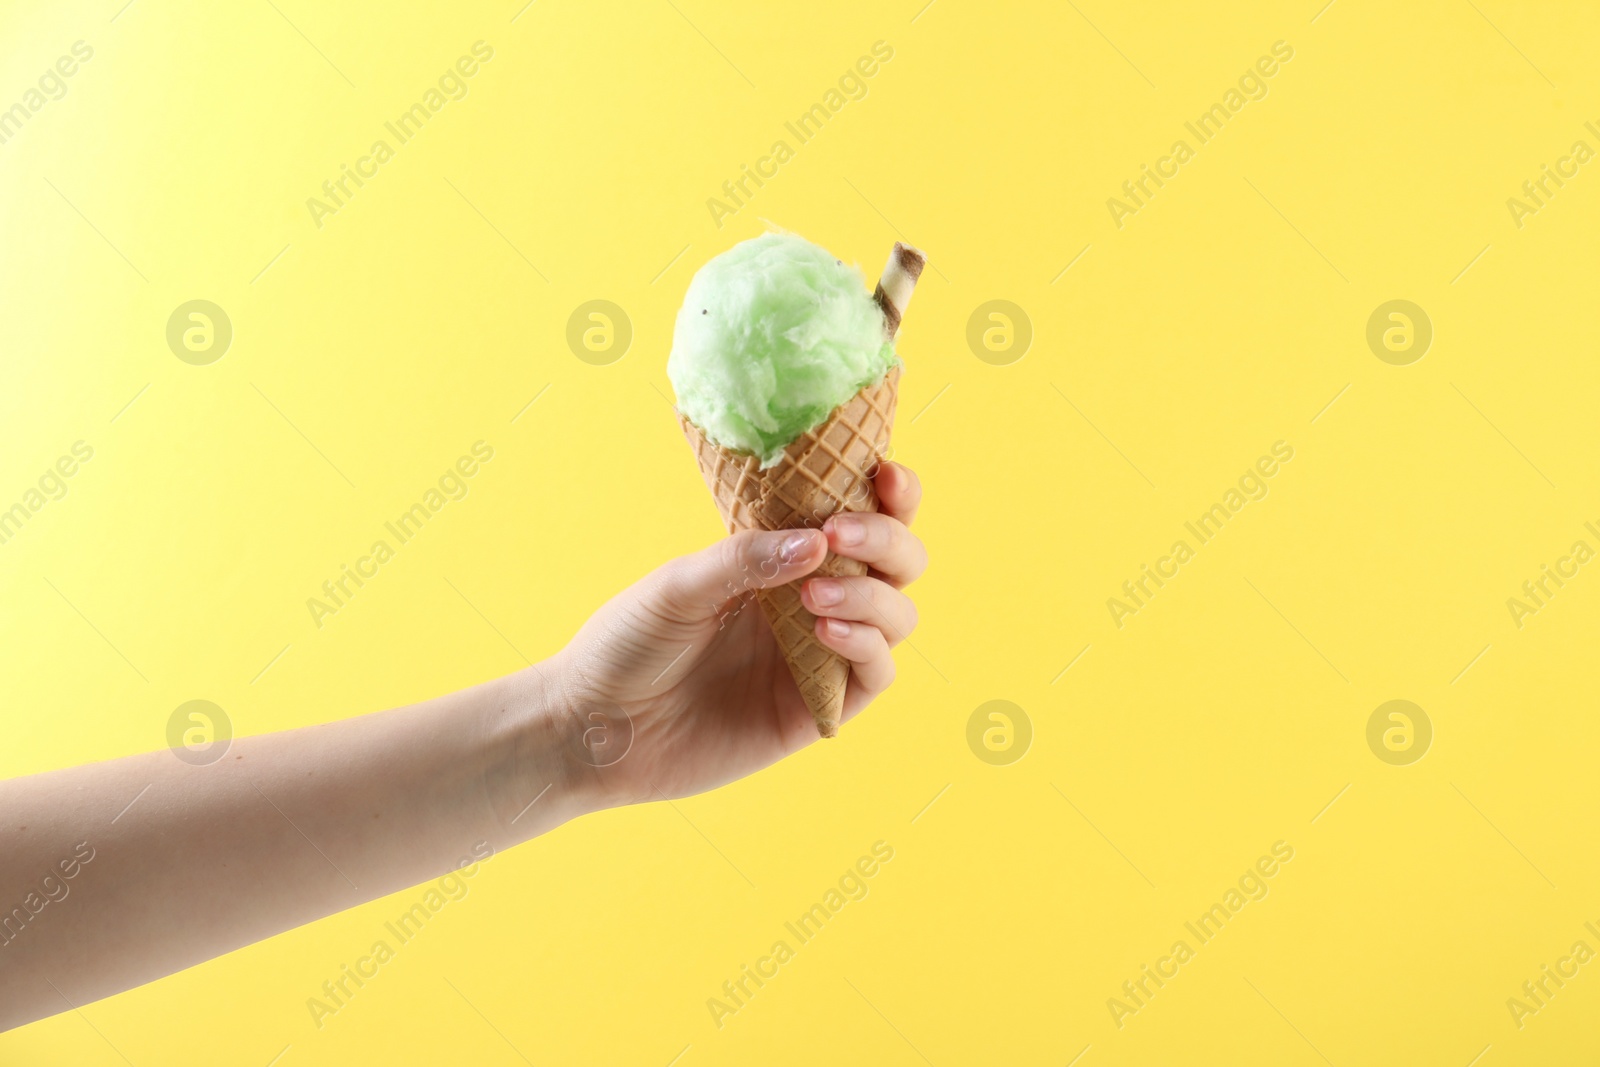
679,366 -> 900,737
675,238 -> 924,737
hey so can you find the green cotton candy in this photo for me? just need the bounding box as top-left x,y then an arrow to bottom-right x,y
668,232 -> 896,467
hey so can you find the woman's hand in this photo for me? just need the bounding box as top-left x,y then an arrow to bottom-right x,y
0,459 -> 923,1030
550,461 -> 927,807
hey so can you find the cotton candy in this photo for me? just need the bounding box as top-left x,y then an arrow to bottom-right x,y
668,233 -> 896,468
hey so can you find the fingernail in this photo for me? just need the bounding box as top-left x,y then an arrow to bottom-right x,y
825,618 -> 851,638
830,516 -> 864,547
780,529 -> 817,564
808,579 -> 843,607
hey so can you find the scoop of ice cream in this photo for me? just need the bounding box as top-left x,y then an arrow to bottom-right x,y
668,233 -> 896,467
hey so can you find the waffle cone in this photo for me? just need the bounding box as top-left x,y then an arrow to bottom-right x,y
679,365 -> 900,737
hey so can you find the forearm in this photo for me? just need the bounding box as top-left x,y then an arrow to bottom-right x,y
0,657 -> 585,1030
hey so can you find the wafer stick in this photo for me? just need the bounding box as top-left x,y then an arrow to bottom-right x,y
872,242 -> 926,339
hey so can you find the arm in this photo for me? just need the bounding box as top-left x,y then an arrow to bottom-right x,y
0,667 -> 581,1029
0,462 -> 926,1031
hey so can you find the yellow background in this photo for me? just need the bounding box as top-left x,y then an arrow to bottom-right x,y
2,0 -> 1597,1063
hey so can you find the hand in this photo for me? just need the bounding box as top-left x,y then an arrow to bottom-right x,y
0,453 -> 921,1028
550,461 -> 927,807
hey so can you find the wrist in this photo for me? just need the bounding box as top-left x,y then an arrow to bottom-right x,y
479,652 -> 610,840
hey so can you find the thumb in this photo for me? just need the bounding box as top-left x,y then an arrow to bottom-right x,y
656,527 -> 827,619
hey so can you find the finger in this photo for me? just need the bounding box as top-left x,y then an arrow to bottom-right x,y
655,527 -> 826,620
801,575 -> 917,646
875,461 -> 921,527
813,617 -> 894,697
822,511 -> 927,588
840,672 -> 886,724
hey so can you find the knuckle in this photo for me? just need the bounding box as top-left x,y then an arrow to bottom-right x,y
860,514 -> 896,555
892,522 -> 916,558
906,535 -> 930,577
717,535 -> 748,581
661,550 -> 705,591
722,532 -> 769,588
854,577 -> 883,610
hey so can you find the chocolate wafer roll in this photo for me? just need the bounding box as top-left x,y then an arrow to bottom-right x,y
872,241 -> 926,339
